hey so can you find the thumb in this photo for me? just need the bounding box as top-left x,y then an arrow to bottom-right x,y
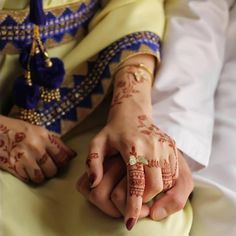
86,134 -> 106,188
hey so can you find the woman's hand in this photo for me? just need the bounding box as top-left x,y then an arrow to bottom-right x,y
84,55 -> 179,230
0,115 -> 76,184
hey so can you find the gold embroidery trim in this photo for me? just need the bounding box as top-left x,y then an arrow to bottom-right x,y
0,0 -> 97,54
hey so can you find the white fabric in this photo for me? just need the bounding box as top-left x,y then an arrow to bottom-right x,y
152,0 -> 230,169
152,0 -> 236,235
191,2 -> 236,235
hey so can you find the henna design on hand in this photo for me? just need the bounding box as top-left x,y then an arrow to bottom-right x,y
0,124 -> 9,134
128,146 -> 145,197
0,124 -> 27,178
86,153 -> 99,168
137,115 -> 178,178
111,71 -> 145,108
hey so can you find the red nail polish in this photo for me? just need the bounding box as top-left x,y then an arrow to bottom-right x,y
126,218 -> 136,231
89,174 -> 96,187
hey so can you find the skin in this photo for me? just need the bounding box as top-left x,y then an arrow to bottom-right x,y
77,151 -> 193,221
77,54 -> 191,230
0,115 -> 76,183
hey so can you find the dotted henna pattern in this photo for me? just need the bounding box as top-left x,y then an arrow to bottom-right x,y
161,160 -> 173,191
128,146 -> 145,197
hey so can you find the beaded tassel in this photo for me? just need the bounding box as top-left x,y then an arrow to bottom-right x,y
13,0 -> 65,126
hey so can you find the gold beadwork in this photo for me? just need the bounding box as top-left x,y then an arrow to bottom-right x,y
24,70 -> 32,86
41,88 -> 61,103
19,109 -> 42,126
43,52 -> 53,67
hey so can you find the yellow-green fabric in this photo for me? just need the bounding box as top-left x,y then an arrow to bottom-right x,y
0,0 -> 193,235
0,0 -> 165,115
0,100 -> 193,236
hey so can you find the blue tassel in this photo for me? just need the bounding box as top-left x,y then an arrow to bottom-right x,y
31,57 -> 65,89
29,0 -> 46,25
13,76 -> 40,109
19,46 -> 31,69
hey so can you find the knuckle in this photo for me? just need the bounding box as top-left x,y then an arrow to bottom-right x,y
169,194 -> 185,210
89,137 -> 101,149
32,169 -> 45,184
46,167 -> 58,178
111,189 -> 125,204
89,189 -> 106,204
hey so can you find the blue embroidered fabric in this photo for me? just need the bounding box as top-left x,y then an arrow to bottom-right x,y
0,0 -> 99,51
39,31 -> 161,134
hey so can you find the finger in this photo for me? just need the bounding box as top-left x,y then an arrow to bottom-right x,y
161,159 -> 173,192
150,155 -> 193,221
37,152 -> 58,178
76,173 -> 90,197
23,154 -> 45,184
143,159 -> 163,203
87,156 -> 125,218
121,145 -> 145,231
86,132 -> 107,188
77,157 -> 124,218
111,177 -> 150,218
47,134 -> 76,168
169,152 -> 179,181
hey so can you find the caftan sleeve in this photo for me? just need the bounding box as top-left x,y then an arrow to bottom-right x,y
87,0 -> 165,72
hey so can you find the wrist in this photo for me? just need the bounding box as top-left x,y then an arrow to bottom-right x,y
108,98 -> 152,122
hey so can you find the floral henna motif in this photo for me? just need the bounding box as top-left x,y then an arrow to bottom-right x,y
128,146 -> 145,197
86,153 -> 99,168
111,71 -> 145,108
0,124 -> 26,178
0,124 -> 9,134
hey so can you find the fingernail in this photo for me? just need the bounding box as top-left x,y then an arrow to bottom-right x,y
89,173 -> 96,188
126,218 -> 136,231
153,208 -> 167,221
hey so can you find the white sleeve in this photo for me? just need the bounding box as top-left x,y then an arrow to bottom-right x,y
152,0 -> 230,170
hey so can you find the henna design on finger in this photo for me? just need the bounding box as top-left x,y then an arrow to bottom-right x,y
128,146 -> 145,197
161,160 -> 173,191
48,134 -> 72,166
137,115 -> 179,179
86,153 -> 99,168
34,169 -> 44,182
38,154 -> 48,166
129,163 -> 145,197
